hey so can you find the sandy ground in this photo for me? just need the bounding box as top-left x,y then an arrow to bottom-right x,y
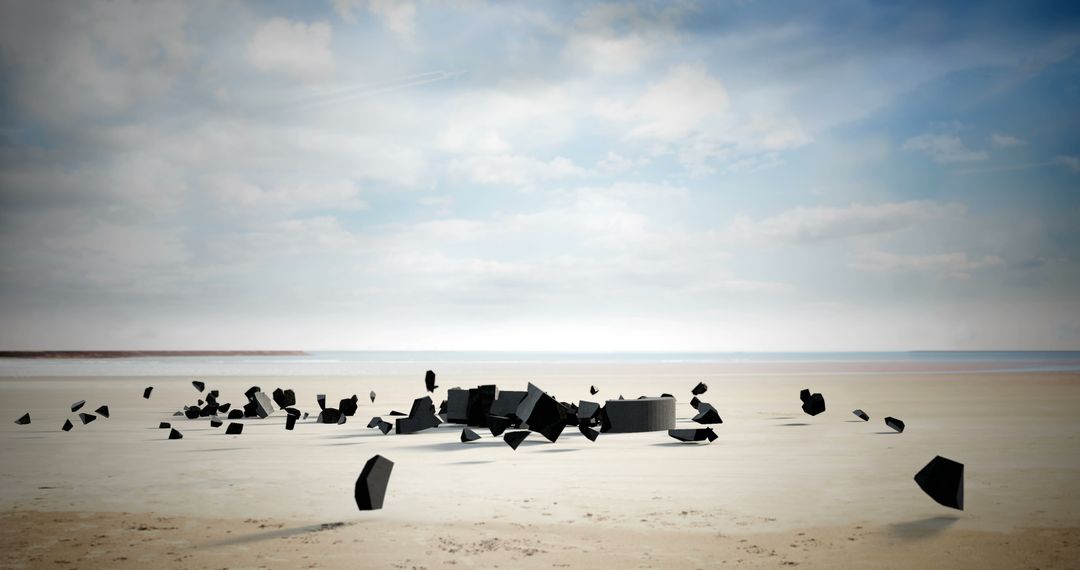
1,365 -> 1079,568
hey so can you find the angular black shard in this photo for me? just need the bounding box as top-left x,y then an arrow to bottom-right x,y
466,385 -> 498,427
692,403 -> 723,425
284,407 -> 300,417
253,391 -> 275,418
355,455 -> 394,511
800,388 -> 811,403
143,386 -> 153,399
337,413 -> 347,425
303,412 -> 309,420
914,455 -> 963,510
272,388 -> 296,409
561,402 -> 579,426
515,383 -> 568,442
172,411 -> 184,416
339,397 -> 359,417
691,382 -> 708,396
218,403 -> 232,413
285,414 -> 297,430
590,385 -> 599,395
438,399 -> 448,418
853,409 -> 870,421
227,409 -> 245,420
243,401 -> 258,418
185,406 -> 201,420
377,420 -> 393,434
461,428 -> 481,443
369,390 -> 376,403
225,422 -> 244,435
490,390 -> 527,418
389,410 -> 406,416
209,389 -> 219,399
577,401 -> 601,427
14,413 -> 30,425
198,399 -> 204,406
660,393 -> 674,399
446,388 -> 469,423
169,428 -> 183,440
317,394 -> 326,410
79,412 -> 96,425
94,405 -> 110,418
487,414 -> 512,436
367,416 -> 382,428
210,417 -> 223,428
71,400 -> 86,412
690,396 -> 701,410
158,422 -> 171,429
200,403 -> 216,417
800,390 -> 826,416
885,416 -> 905,433
192,380 -> 205,393
503,430 -> 529,450
244,386 -> 261,402
668,427 -> 718,443
425,370 -> 438,392
600,397 -> 676,433
395,396 -> 442,434
318,408 -> 343,424
579,424 -> 599,442
62,419 -> 74,432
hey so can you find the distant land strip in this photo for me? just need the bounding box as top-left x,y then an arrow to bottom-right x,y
0,351 -> 308,359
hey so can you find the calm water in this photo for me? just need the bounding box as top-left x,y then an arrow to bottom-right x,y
1,351 -> 1079,377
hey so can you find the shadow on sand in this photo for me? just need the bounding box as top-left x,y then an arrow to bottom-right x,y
202,522 -> 354,548
887,516 -> 960,540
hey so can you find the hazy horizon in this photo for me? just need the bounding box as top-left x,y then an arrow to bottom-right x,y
1,1 -> 1078,351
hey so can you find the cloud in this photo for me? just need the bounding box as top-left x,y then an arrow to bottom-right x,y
851,250 -> 1005,279
991,132 -> 1027,147
727,201 -> 963,244
248,18 -> 334,77
334,0 -> 416,39
449,154 -> 589,186
1056,155 -> 1080,173
902,134 -> 988,163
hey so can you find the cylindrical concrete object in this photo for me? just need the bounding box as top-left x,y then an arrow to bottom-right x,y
601,397 -> 676,433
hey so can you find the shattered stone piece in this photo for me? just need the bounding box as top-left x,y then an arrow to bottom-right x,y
158,422 -> 171,429
425,370 -> 438,392
79,412 -> 96,425
577,401 -> 601,426
600,397 -> 676,433
503,430 -> 530,450
885,416 -> 905,433
172,411 -> 183,416
395,396 -> 442,434
579,424 -> 599,442
242,401 -> 258,418
691,382 -> 708,396
227,409 -> 245,420
355,455 -> 394,511
389,410 -> 406,416
370,390 -> 376,403
169,428 -> 183,440
461,428 -> 481,443
185,407 -> 201,420
272,388 -> 296,409
253,392 -> 275,418
192,380 -> 205,393
14,413 -> 30,425
284,407 -> 300,417
853,409 -> 870,421
244,386 -> 262,402
446,388 -> 469,424
692,403 -> 723,425
317,394 -> 326,410
914,455 -> 964,510
466,385 -> 498,427
62,419 -> 74,432
337,413 -> 347,425
143,386 -> 153,399
94,405 -> 110,418
318,408 -> 343,424
487,414 -> 512,436
225,422 -> 244,435
515,383 -> 568,442
210,417 -> 223,428
339,397 -> 359,417
800,389 -> 826,416
490,390 -> 527,418
285,414 -> 297,431
668,427 -> 718,443
217,403 -> 232,414
690,396 -> 701,410
376,420 -> 393,434
71,400 -> 86,412
590,385 -> 599,395
367,416 -> 382,428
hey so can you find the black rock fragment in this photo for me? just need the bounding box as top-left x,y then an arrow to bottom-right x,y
14,413 -> 30,425
487,415 -> 512,436
376,420 -> 393,434
367,417 -> 382,428
318,408 -> 343,424
690,396 -> 701,410
590,385 -> 599,395
340,397 -> 359,417
185,407 -> 201,420
143,386 -> 153,399
355,455 -> 394,511
95,405 -> 110,418
515,383 -> 568,442
158,422 -> 171,429
395,396 -> 442,434
691,382 -> 708,396
317,394 -> 326,410
425,370 -> 438,392
192,380 -> 205,393
885,416 -> 905,433
169,428 -> 183,440
914,455 -> 964,510
692,403 -> 723,425
227,409 -> 244,420
369,390 -> 376,403
62,419 -> 74,432
461,428 -> 481,443
668,427 -> 718,443
285,414 -> 297,430
800,389 -> 826,416
577,401 -> 601,427
71,400 -> 86,412
210,417 -> 223,428
272,388 -> 296,409
79,412 -> 96,425
853,409 -> 870,421
503,430 -> 529,450
225,422 -> 244,435
253,392 -> 275,418
579,424 -> 599,442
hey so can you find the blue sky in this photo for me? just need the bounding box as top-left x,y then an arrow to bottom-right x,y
0,0 -> 1078,350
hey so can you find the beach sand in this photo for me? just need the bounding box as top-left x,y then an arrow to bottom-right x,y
1,365 -> 1079,568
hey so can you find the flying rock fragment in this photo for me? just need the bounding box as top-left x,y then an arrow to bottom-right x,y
503,430 -> 530,450
461,428 -> 481,443
668,428 -> 718,443
355,455 -> 394,511
885,416 -> 905,433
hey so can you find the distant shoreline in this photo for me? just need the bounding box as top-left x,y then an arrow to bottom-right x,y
0,350 -> 308,359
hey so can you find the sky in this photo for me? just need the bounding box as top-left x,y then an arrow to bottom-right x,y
0,0 -> 1078,351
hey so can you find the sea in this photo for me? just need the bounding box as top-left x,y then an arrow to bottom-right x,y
1,351 -> 1079,377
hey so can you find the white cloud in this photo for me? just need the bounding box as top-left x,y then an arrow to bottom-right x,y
727,201 -> 963,244
902,133 -> 987,163
991,132 -> 1027,147
248,18 -> 334,77
1056,155 -> 1080,173
449,154 -> 589,186
334,0 -> 416,39
851,250 -> 1004,279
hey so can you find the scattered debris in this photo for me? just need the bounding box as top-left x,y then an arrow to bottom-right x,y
515,383 -> 568,442
158,422 -> 170,429
885,416 -> 905,433
579,424 -> 599,442
253,391 -> 275,418
395,396 -> 442,434
425,370 -> 438,392
71,400 -> 86,412
169,428 -> 183,440
192,380 -> 205,393
668,428 -> 718,443
461,428 -> 481,443
225,423 -> 244,435
692,403 -> 723,425
61,419 -> 74,432
800,389 -> 826,416
272,388 -> 296,409
285,414 -> 297,430
914,455 -> 964,510
355,455 -> 394,511
853,409 -> 870,421
79,413 -> 96,425
590,385 -> 599,395
369,390 -> 376,403
503,430 -> 530,450
94,405 -> 110,418
143,386 -> 153,399
691,382 -> 708,396
14,413 -> 30,425
210,417 -> 223,428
